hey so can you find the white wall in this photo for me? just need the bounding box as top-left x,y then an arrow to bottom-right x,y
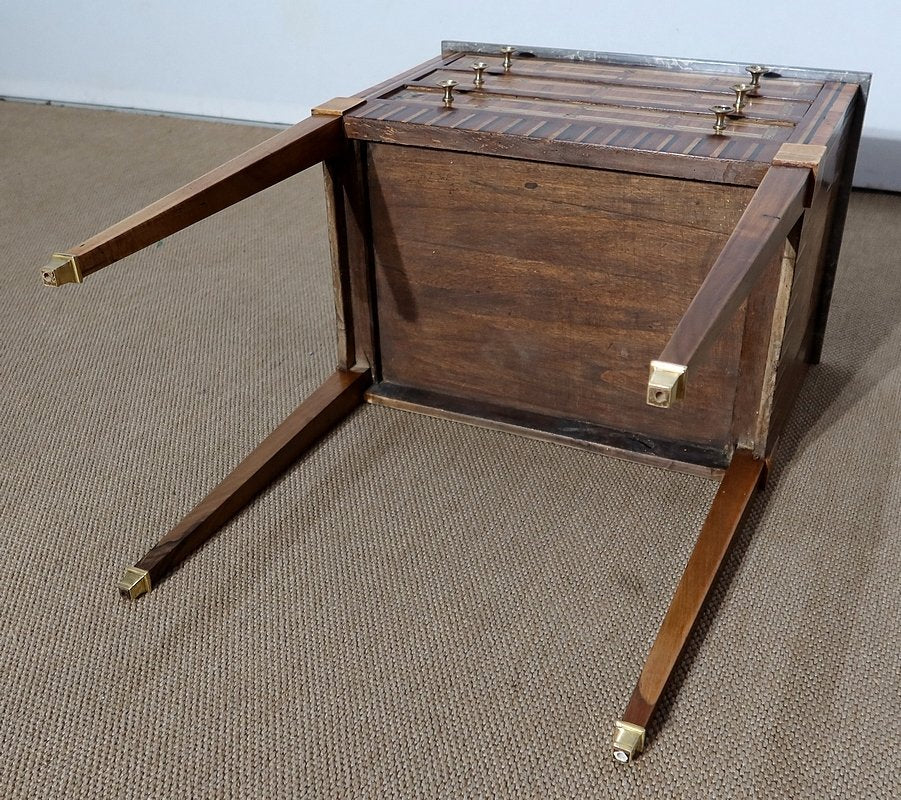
0,0 -> 895,189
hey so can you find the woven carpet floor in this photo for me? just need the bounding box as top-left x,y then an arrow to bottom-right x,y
0,101 -> 898,799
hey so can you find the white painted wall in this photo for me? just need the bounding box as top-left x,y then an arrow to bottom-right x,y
0,1 -> 895,189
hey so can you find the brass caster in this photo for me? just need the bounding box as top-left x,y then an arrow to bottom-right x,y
613,720 -> 646,763
118,566 -> 151,600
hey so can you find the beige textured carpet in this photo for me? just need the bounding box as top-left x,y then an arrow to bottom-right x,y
0,100 -> 898,799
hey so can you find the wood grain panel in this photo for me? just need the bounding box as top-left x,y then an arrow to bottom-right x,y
808,87 -> 866,363
456,55 -> 823,101
367,143 -> 754,452
387,89 -> 793,140
415,69 -> 810,122
323,138 -> 387,373
766,89 -> 858,450
730,234 -> 797,454
345,112 -> 774,186
788,82 -> 858,145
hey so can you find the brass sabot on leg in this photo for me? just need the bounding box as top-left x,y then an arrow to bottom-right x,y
118,567 -> 151,600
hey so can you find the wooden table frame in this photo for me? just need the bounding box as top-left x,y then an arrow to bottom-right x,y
39,43 -> 867,763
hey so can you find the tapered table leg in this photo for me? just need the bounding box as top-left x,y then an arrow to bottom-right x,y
118,368 -> 372,599
613,449 -> 766,762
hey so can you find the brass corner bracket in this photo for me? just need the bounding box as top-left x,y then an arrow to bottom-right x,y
41,253 -> 82,288
613,720 -> 646,763
647,360 -> 687,408
118,566 -> 152,600
311,96 -> 366,117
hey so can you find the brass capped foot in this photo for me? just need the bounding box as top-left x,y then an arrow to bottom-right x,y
118,566 -> 151,600
41,253 -> 82,287
647,360 -> 687,408
613,720 -> 646,763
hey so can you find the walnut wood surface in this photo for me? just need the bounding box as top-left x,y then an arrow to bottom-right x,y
388,89 -> 792,140
335,141 -> 380,373
368,142 -> 753,452
345,112 -> 773,185
807,87 -> 866,365
765,87 -> 860,451
657,166 -> 809,371
454,55 -> 823,101
622,449 -> 765,728
731,233 -> 798,455
67,115 -> 343,278
412,69 -> 810,122
345,51 -> 827,184
729,243 -> 789,452
132,369 -> 371,587
323,140 -> 379,371
323,154 -> 355,368
788,82 -> 859,146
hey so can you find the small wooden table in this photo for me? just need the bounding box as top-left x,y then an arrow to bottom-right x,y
40,41 -> 869,762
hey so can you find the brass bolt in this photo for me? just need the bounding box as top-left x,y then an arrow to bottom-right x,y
501,46 -> 515,72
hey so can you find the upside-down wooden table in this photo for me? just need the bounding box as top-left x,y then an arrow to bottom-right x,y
40,41 -> 869,762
